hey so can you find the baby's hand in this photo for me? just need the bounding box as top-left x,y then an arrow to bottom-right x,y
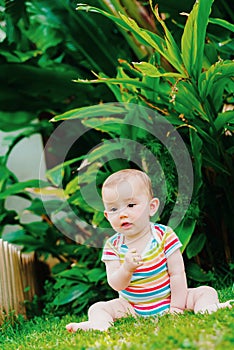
170,306 -> 184,314
123,248 -> 144,272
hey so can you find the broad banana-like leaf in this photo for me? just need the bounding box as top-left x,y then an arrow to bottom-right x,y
174,218 -> 197,251
186,232 -> 206,259
181,0 -> 214,80
51,104 -> 126,122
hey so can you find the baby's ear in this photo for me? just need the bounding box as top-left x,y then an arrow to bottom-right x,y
150,198 -> 160,216
104,211 -> 109,221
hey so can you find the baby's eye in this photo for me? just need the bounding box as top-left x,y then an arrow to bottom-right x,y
128,203 -> 136,208
110,207 -> 118,212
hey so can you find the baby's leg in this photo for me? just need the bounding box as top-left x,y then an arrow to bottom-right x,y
66,298 -> 135,332
186,286 -> 234,314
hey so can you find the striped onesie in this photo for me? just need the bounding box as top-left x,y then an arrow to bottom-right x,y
102,223 -> 182,317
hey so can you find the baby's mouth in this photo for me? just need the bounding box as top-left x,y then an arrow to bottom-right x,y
121,222 -> 132,229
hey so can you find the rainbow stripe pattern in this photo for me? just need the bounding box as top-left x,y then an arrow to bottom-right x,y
102,223 -> 182,317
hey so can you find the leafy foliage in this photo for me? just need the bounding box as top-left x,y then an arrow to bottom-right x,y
0,0 -> 233,317
0,0 -> 159,315
42,250 -> 117,316
52,0 -> 234,283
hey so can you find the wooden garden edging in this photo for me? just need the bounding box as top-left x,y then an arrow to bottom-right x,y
0,239 -> 36,324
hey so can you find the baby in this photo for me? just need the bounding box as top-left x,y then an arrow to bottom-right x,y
66,169 -> 233,332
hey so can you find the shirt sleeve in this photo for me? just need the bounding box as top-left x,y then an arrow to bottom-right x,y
163,226 -> 182,258
101,236 -> 120,262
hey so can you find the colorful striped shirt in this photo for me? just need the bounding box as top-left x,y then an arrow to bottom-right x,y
101,223 -> 182,317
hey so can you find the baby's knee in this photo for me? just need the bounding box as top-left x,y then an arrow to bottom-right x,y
88,301 -> 109,316
192,286 -> 218,306
198,286 -> 218,299
187,286 -> 219,310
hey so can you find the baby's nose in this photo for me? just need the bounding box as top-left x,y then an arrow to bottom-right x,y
119,207 -> 128,218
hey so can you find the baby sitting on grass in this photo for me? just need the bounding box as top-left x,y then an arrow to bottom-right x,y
66,169 -> 233,332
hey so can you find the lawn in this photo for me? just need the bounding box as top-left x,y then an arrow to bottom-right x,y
0,287 -> 233,350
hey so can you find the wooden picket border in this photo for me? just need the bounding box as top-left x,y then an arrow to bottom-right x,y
0,239 -> 36,324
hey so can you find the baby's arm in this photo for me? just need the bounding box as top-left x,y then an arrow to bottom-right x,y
104,248 -> 143,291
167,248 -> 188,313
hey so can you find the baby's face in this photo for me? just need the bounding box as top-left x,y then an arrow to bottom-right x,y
102,177 -> 159,237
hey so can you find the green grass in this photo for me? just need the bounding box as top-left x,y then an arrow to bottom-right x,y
0,287 -> 233,350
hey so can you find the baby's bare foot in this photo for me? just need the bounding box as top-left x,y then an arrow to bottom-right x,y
198,300 -> 234,314
66,321 -> 91,332
66,320 -> 111,332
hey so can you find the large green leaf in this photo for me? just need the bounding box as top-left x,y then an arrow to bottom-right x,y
209,17 -> 234,32
3,0 -> 27,44
77,4 -> 185,73
181,0 -> 214,80
85,140 -> 124,164
22,221 -> 49,235
3,229 -> 45,250
74,74 -> 155,93
53,283 -> 90,305
25,198 -> 63,216
199,60 -> 234,101
86,268 -> 106,283
56,265 -> 88,281
149,1 -> 185,75
174,218 -> 197,251
76,4 -> 164,48
0,180 -> 50,199
214,111 -> 234,131
22,1 -> 64,51
186,233 -> 206,259
51,104 -> 126,122
82,117 -> 123,135
186,262 -> 214,282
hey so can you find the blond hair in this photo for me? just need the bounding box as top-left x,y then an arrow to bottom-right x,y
102,169 -> 153,198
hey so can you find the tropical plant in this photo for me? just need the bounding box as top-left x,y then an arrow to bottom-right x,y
50,0 -> 234,284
